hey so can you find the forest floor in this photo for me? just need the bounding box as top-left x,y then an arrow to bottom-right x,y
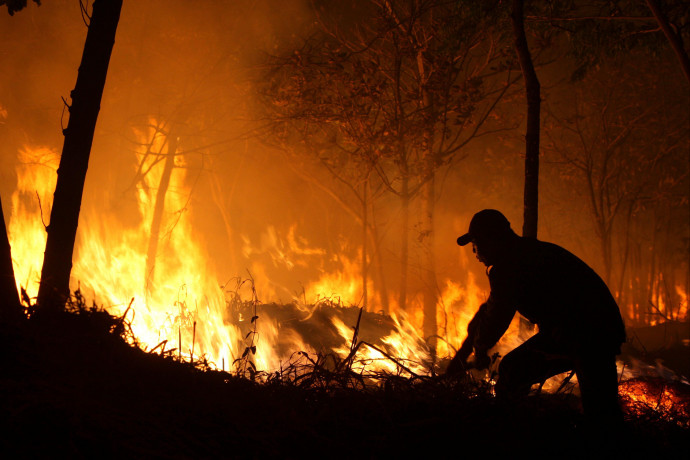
1,304 -> 689,459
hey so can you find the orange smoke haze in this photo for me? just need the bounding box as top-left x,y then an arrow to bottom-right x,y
1,0 -> 687,378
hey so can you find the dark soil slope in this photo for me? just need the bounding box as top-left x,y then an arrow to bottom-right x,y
1,309 -> 688,459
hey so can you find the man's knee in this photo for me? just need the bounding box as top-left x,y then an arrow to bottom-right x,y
495,351 -> 531,397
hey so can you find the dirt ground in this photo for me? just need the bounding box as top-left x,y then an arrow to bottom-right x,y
1,310 -> 688,458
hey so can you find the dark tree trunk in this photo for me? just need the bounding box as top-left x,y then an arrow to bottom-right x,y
645,0 -> 690,85
0,196 -> 22,322
361,180 -> 368,309
422,172 -> 438,356
36,0 -> 123,311
512,0 -> 541,240
512,0 -> 541,337
398,173 -> 409,311
369,215 -> 389,313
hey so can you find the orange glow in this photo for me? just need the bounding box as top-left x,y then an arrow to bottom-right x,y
619,378 -> 690,426
9,146 -> 58,298
676,285 -> 688,321
4,141 -> 684,404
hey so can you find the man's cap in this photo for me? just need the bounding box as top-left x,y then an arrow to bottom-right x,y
457,209 -> 512,246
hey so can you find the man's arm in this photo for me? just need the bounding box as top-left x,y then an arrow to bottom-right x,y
446,293 -> 517,374
446,303 -> 487,375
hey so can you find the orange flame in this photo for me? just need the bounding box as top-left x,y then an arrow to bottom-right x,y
8,138 -> 683,397
9,145 -> 58,298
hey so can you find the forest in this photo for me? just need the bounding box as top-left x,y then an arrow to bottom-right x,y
1,0 -> 689,457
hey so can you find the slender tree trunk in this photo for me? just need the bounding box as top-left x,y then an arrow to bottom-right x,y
512,0 -> 541,337
369,214 -> 389,313
601,224 -> 613,286
645,0 -> 690,85
398,173 -> 409,311
646,215 -> 659,324
416,44 -> 439,355
0,196 -> 22,322
421,172 -> 439,356
616,202 -> 635,312
512,0 -> 541,239
145,131 -> 178,300
36,0 -> 123,312
361,179 -> 368,309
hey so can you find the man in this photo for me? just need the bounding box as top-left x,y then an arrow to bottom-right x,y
447,209 -> 626,425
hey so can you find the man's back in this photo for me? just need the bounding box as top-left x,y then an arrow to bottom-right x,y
490,237 -> 626,352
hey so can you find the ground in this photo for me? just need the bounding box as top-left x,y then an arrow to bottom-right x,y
1,307 -> 688,459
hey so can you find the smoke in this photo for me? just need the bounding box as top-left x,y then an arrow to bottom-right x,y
1,0 -> 687,334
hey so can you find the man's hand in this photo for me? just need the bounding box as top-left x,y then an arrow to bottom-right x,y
445,339 -> 473,376
445,353 -> 468,376
471,350 -> 491,370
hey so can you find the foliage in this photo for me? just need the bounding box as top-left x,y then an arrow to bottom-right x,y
526,0 -> 690,81
541,49 -> 689,322
1,0 -> 40,16
260,0 -> 516,196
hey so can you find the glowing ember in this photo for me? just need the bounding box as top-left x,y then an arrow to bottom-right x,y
619,378 -> 690,426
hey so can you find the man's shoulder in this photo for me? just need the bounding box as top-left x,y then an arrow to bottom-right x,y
519,237 -> 579,260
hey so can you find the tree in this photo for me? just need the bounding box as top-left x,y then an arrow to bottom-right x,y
36,0 -> 123,312
527,0 -> 690,83
260,0 -> 515,349
542,54 -> 689,323
0,0 -> 40,16
512,0 -> 541,240
0,195 -> 22,322
511,0 -> 542,338
0,0 -> 42,323
644,0 -> 690,84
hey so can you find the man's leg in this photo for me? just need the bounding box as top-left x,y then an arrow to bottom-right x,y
574,351 -> 623,425
573,351 -> 625,451
495,332 -> 573,398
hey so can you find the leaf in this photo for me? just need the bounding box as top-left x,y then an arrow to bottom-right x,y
251,315 -> 259,323
242,347 -> 250,358
250,346 -> 257,355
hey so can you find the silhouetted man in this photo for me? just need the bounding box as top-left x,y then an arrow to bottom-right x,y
447,209 -> 626,427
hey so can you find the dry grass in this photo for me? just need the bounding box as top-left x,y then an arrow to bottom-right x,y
1,296 -> 688,458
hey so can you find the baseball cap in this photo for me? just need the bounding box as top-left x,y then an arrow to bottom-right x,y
457,209 -> 512,246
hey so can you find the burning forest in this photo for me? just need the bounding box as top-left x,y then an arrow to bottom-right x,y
1,0 -> 689,457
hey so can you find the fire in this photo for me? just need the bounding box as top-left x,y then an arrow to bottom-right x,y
4,138 -> 529,379
9,145 -> 58,298
6,140 -> 683,403
331,313 -> 431,377
9,137 -> 238,370
619,378 -> 690,426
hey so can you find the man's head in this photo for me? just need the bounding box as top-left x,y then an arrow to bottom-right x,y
457,209 -> 516,266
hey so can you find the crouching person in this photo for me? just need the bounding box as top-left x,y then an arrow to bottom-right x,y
447,209 -> 626,432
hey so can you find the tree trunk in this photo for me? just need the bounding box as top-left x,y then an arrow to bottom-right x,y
398,173 -> 409,312
512,0 -> 541,338
421,172 -> 438,356
145,131 -> 178,300
0,196 -> 22,322
616,202 -> 635,313
361,179 -> 368,309
645,0 -> 690,85
512,0 -> 541,240
36,0 -> 123,312
369,214 -> 389,313
416,44 -> 439,355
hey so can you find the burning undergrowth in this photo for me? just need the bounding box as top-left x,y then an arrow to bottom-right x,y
2,292 -> 690,458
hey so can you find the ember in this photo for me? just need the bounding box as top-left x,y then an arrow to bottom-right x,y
619,378 -> 690,426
